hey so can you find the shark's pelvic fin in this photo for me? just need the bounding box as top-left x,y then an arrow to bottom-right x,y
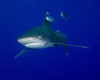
65,45 -> 68,56
53,43 -> 90,49
53,43 -> 89,56
14,48 -> 31,59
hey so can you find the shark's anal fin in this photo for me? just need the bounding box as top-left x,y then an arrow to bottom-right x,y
14,48 -> 31,59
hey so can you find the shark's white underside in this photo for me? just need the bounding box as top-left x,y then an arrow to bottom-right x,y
17,36 -> 53,48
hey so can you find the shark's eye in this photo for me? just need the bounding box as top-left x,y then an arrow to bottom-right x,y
38,36 -> 42,39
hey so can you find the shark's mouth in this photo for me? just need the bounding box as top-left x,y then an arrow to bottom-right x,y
17,36 -> 53,48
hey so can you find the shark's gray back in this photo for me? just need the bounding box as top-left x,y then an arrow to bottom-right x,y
18,12 -> 67,44
18,26 -> 67,44
15,12 -> 68,59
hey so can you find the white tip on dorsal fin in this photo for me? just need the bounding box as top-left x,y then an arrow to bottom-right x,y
43,12 -> 51,28
46,12 -> 49,15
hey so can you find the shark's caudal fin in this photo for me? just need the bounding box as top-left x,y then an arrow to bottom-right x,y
14,48 -> 31,59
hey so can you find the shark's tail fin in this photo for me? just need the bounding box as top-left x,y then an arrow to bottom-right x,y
14,48 -> 31,59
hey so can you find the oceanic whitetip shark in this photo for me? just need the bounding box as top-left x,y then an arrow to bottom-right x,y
14,12 -> 89,59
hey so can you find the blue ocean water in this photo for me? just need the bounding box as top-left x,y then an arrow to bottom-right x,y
0,0 -> 99,80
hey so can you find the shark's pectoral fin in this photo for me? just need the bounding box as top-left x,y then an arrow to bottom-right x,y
53,43 -> 90,56
53,43 -> 89,49
14,48 -> 31,59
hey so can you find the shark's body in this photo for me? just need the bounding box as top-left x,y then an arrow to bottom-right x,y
15,12 -> 68,59
15,12 -> 89,59
18,26 -> 67,48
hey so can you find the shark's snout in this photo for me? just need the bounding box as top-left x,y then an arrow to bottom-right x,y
17,36 -> 53,48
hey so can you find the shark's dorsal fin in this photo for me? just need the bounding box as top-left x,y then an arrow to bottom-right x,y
43,12 -> 51,29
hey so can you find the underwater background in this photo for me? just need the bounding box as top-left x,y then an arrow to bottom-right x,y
0,0 -> 99,80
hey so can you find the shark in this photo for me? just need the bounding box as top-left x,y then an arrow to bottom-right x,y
14,12 -> 89,59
